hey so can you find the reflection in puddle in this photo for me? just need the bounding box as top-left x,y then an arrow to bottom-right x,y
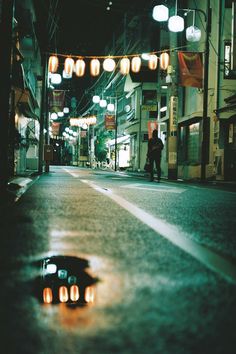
35,255 -> 98,307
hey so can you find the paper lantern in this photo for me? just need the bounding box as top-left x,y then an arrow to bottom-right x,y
50,73 -> 62,84
107,103 -> 115,112
70,285 -> 79,301
168,15 -> 184,32
103,58 -> 116,72
120,57 -> 130,75
160,53 -> 169,70
48,56 -> 58,73
152,5 -> 169,22
43,288 -> 53,304
75,59 -> 85,77
99,99 -> 107,108
186,25 -> 201,42
131,56 -> 141,73
90,59 -> 100,76
92,95 -> 100,103
64,57 -> 74,76
59,286 -> 69,303
148,55 -> 158,70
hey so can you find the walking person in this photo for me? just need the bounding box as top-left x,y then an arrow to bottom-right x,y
147,129 -> 164,182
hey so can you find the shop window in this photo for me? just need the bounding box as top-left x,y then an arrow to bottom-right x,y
224,41 -> 236,79
187,122 -> 200,163
178,125 -> 187,162
142,90 -> 157,105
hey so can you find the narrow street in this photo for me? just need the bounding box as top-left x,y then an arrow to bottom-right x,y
0,166 -> 236,354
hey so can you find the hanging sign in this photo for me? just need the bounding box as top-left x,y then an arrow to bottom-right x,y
105,114 -> 116,130
178,52 -> 203,88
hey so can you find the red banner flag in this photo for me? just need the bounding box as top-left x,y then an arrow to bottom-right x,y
178,52 -> 203,88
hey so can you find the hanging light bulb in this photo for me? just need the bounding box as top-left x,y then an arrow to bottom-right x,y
75,59 -> 85,77
152,5 -> 169,22
148,54 -> 158,70
64,57 -> 74,76
131,56 -> 141,73
92,95 -> 100,103
168,0 -> 184,32
48,56 -> 58,73
160,52 -> 169,70
186,11 -> 201,42
120,57 -> 130,75
90,59 -> 100,76
103,57 -> 116,72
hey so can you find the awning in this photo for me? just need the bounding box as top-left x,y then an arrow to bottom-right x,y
15,88 -> 39,120
214,104 -> 236,120
178,114 -> 202,125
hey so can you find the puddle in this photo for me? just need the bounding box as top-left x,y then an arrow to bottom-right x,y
34,255 -> 98,306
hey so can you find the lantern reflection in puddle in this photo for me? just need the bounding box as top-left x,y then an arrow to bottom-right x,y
85,286 -> 95,303
70,285 -> 80,302
59,286 -> 69,303
43,287 -> 53,304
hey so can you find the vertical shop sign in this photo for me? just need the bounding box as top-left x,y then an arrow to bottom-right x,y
169,96 -> 178,132
105,114 -> 116,130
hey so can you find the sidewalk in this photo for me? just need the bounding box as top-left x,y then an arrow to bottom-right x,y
120,169 -> 236,191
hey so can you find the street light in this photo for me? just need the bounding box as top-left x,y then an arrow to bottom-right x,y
152,1 -> 210,180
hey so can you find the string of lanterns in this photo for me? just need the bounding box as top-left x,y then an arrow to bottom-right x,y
48,51 -> 170,77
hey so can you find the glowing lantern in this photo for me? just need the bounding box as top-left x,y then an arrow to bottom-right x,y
48,56 -> 58,73
64,57 -> 74,76
70,285 -> 79,301
131,56 -> 141,73
43,287 -> 53,304
75,59 -> 85,77
103,58 -> 116,72
186,25 -> 201,42
59,286 -> 69,303
168,15 -> 184,32
120,57 -> 130,75
90,59 -> 100,76
99,99 -> 107,108
148,55 -> 158,70
160,53 -> 169,70
85,286 -> 95,303
152,5 -> 169,22
107,103 -> 115,112
92,95 -> 100,103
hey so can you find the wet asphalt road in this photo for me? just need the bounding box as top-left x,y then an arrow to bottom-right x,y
0,166 -> 236,354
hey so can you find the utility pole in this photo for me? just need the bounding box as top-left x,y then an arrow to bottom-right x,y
168,2 -> 178,180
200,0 -> 210,181
0,0 -> 15,197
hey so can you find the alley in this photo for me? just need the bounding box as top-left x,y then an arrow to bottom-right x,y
0,166 -> 236,354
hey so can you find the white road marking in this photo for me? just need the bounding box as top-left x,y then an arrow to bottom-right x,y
63,169 -> 236,284
121,183 -> 186,193
63,168 -> 79,178
80,179 -> 236,284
